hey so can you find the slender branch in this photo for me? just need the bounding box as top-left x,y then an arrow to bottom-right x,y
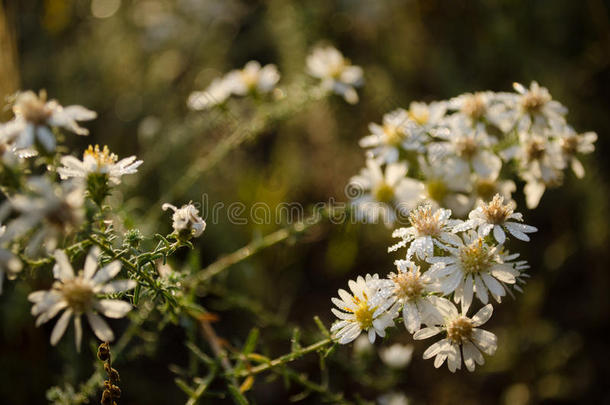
230,337 -> 334,378
186,209 -> 328,287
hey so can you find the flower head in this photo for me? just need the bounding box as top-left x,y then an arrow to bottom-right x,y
4,90 -> 96,155
225,61 -> 280,95
162,202 -> 206,239
58,144 -> 143,186
389,205 -> 461,260
331,274 -> 397,344
414,302 -> 497,372
307,46 -> 363,104
379,343 -> 414,369
187,77 -> 233,110
430,230 -> 521,311
28,247 -> 136,350
455,194 -> 537,244
0,224 -> 22,294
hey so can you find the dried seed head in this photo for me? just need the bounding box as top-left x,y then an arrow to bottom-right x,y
97,342 -> 110,362
389,269 -> 424,301
481,194 -> 514,225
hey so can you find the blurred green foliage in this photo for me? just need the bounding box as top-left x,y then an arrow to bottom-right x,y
1,0 -> 609,404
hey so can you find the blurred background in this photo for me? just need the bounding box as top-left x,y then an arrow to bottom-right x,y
1,0 -> 609,404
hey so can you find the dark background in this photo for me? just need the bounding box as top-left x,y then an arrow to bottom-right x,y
1,0 -> 609,404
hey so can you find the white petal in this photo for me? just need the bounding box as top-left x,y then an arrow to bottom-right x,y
50,309 -> 72,346
86,311 -> 115,341
474,275 -> 489,304
493,225 -> 506,244
92,261 -> 121,285
74,315 -> 83,352
472,304 -> 493,327
413,326 -> 443,340
403,302 -> 421,334
95,299 -> 132,318
83,247 -> 100,280
53,250 -> 74,281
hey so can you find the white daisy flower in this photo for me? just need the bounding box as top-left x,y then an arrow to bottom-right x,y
454,194 -> 537,244
58,144 -> 143,185
556,128 -> 597,179
512,81 -> 567,131
388,205 -> 461,260
414,302 -> 497,372
4,90 -> 95,155
349,159 -> 425,227
379,260 -> 452,333
162,202 -> 206,239
501,133 -> 565,208
359,109 -> 426,164
187,77 -> 233,110
407,101 -> 447,128
448,91 -> 493,123
330,274 -> 397,344
379,343 -> 414,369
0,225 -> 22,294
28,247 -> 136,351
306,46 -> 363,104
429,230 -> 520,311
225,61 -> 280,96
418,156 -> 472,217
5,177 -> 84,256
431,120 -> 502,178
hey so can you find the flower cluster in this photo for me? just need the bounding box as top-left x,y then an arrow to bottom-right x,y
349,82 -> 597,226
331,199 -> 535,372
187,45 -> 363,110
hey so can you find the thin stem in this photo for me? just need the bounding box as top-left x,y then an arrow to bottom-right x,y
230,337 -> 334,378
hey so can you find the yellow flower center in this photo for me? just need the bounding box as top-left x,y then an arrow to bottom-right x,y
408,102 -> 429,125
460,93 -> 487,120
352,297 -> 375,329
475,179 -> 498,202
390,271 -> 424,301
60,276 -> 94,313
383,125 -> 405,146
426,180 -> 448,203
240,69 -> 259,89
446,316 -> 473,344
459,237 -> 493,274
521,89 -> 550,114
454,136 -> 478,159
374,182 -> 395,203
481,194 -> 513,224
14,91 -> 52,125
409,205 -> 441,236
84,145 -> 118,169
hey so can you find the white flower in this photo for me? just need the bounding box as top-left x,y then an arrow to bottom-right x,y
187,77 -> 233,110
162,202 -> 206,238
455,194 -> 537,244
414,302 -> 497,372
429,230 -> 521,311
407,101 -> 447,128
448,92 -> 493,122
379,343 -> 414,369
225,61 -> 280,95
359,109 -> 426,164
432,119 -> 502,178
418,156 -> 472,217
58,144 -> 143,185
349,159 -> 424,226
5,177 -> 84,256
330,274 -> 397,344
4,90 -> 95,154
388,205 -> 461,260
0,225 -> 22,294
502,133 -> 565,208
28,247 -> 136,350
379,260 -> 452,333
378,392 -> 410,405
306,46 -> 363,104
512,81 -> 567,131
556,128 -> 597,179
